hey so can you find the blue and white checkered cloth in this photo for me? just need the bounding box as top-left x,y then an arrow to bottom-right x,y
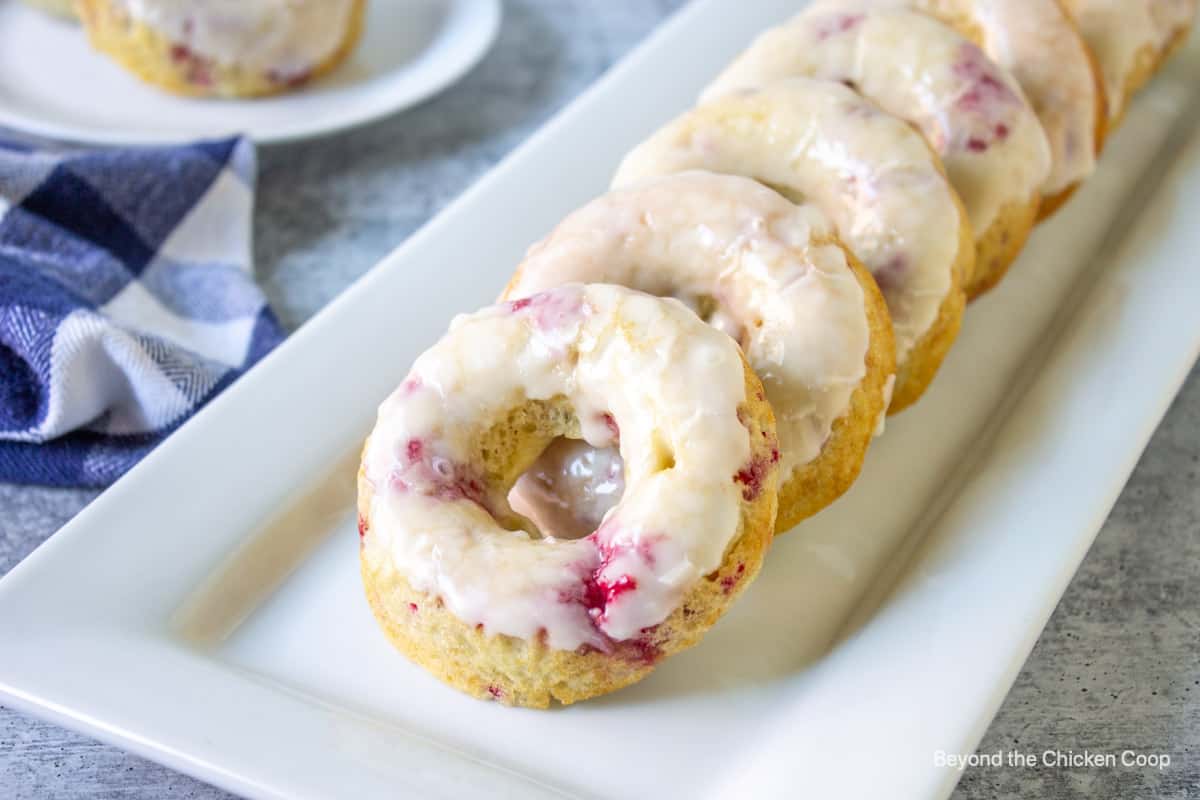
0,137 -> 284,488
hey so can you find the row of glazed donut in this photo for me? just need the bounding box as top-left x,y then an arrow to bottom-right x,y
356,1 -> 1196,708
506,0 -> 1194,532
511,0 -> 1198,531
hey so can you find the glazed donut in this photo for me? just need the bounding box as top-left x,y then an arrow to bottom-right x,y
703,8 -> 1052,300
613,80 -> 968,415
1062,0 -> 1198,126
501,172 -> 895,532
358,283 -> 780,707
815,0 -> 1105,218
76,0 -> 366,97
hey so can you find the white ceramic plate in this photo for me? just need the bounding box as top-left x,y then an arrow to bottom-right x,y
1,1 -> 1198,798
0,0 -> 500,144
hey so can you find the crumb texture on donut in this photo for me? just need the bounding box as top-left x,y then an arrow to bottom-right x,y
967,193 -> 1041,300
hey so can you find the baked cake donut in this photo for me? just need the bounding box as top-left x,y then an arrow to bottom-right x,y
501,172 -> 895,532
704,8 -> 1052,299
816,0 -> 1105,218
76,0 -> 366,98
1062,0 -> 1198,126
358,284 -> 779,707
613,80 -> 968,415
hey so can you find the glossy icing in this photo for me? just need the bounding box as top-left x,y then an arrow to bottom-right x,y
817,0 -> 1100,195
704,8 -> 1052,237
614,80 -> 960,370
506,171 -> 870,481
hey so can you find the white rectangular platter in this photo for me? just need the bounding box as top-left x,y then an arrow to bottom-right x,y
2,2 -> 1199,798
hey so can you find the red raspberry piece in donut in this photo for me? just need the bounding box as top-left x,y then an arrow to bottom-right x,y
818,0 -> 1106,218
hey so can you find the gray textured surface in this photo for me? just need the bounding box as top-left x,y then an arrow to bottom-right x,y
0,1 -> 1197,798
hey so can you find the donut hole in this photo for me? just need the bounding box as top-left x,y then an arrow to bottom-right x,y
649,432 -> 676,473
692,292 -> 720,320
759,179 -> 807,207
476,396 -> 627,541
476,398 -> 574,483
674,292 -> 748,348
507,437 -> 625,541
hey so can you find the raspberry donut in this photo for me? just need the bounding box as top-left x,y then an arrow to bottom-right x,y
1062,0 -> 1198,126
704,8 -> 1052,299
76,0 -> 365,97
815,0 -> 1105,218
358,284 -> 779,707
613,80 -> 968,415
502,173 -> 895,532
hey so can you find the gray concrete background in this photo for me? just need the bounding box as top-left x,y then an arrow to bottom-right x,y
1,2 -> 1197,798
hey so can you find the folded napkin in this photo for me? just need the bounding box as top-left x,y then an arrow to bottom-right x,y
0,137 -> 284,488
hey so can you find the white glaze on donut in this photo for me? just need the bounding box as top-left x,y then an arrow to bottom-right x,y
362,284 -> 756,651
1062,0 -> 1198,122
613,80 -> 959,370
114,0 -> 357,78
704,8 -> 1051,237
816,0 -> 1100,196
506,172 -> 870,481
